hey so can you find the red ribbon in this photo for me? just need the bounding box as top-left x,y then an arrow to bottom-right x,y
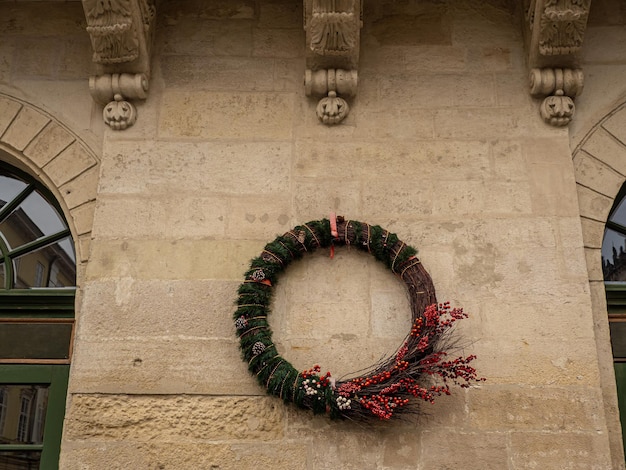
330,212 -> 338,259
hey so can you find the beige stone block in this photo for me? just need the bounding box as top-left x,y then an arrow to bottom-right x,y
160,0 -> 255,21
475,297 -> 596,342
58,36 -> 92,79
450,2 -> 520,46
59,167 -> 99,210
468,386 -> 606,431
44,141 -> 98,187
259,0 -> 303,28
527,163 -> 580,216
580,217 -> 605,248
434,107 -> 560,139
70,201 -> 96,236
0,95 -> 22,136
574,151 -> 625,198
583,26 -> 626,63
472,337 -> 600,386
294,140 -> 490,181
0,40 -> 14,84
77,234 -> 91,264
495,72 -> 536,107
85,239 -> 262,281
403,46 -> 468,73
371,288 -> 412,339
582,127 -> 626,176
226,196 -> 292,240
92,194 -> 228,239
586,247 -> 604,281
421,431 -> 508,470
16,80 -> 98,134
432,180 -> 533,216
160,18 -> 252,56
361,180 -> 433,220
576,184 -> 613,221
275,336 -> 402,380
603,105 -> 626,147
64,395 -> 284,441
489,139 -> 528,181
11,37 -> 59,78
293,178 -> 362,222
99,140 -> 291,196
351,107 -> 435,141
510,431 -> 612,470
273,58 -> 303,92
160,56 -> 274,91
78,279 -> 238,339
70,338 -> 260,395
1,105 -> 50,151
0,2 -> 86,36
60,442 -> 308,470
379,74 -> 455,108
23,121 -> 75,167
451,74 -> 498,107
381,431 -> 422,469
253,28 -> 304,58
158,91 -> 295,139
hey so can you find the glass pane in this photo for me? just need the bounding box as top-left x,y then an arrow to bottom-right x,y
0,450 -> 42,469
602,229 -> 626,281
0,172 -> 27,211
610,321 -> 626,359
0,385 -> 48,444
13,237 -> 75,289
0,263 -> 4,290
611,196 -> 626,226
0,191 -> 65,251
0,323 -> 73,360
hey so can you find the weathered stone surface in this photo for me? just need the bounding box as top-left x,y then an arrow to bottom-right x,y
70,200 -> 96,236
22,121 -> 75,166
60,442 -> 308,470
44,141 -> 97,187
86,239 -> 263,281
582,127 -> 626,176
158,91 -> 295,139
226,195 -> 292,240
421,431 -> 508,470
92,194 -> 228,239
510,431 -> 612,469
78,279 -> 238,339
160,19 -> 253,56
59,167 -> 99,210
161,56 -> 274,90
69,337 -> 260,395
574,150 -> 624,198
603,104 -> 626,146
468,386 -> 607,431
0,95 -> 22,136
1,105 -> 49,150
576,184 -> 613,221
64,395 -> 284,441
99,140 -> 291,195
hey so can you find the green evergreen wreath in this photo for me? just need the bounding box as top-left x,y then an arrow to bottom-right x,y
234,216 -> 483,420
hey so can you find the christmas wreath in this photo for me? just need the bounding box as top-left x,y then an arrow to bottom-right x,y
234,216 -> 483,420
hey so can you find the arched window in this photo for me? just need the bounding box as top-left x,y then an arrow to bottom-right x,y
0,161 -> 76,469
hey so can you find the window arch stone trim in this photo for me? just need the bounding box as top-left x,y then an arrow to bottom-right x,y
573,99 -> 626,469
0,92 -> 100,264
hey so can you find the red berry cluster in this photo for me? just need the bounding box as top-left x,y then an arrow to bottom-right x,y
300,364 -> 332,386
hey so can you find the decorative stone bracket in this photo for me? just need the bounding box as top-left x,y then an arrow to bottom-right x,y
81,0 -> 156,130
304,0 -> 362,125
523,0 -> 591,126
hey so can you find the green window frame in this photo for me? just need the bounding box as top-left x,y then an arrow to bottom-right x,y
0,161 -> 76,469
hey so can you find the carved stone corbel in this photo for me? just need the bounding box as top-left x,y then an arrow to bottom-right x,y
304,0 -> 362,125
523,0 -> 590,126
82,0 -> 156,130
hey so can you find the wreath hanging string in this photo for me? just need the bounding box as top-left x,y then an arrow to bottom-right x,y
234,216 -> 483,420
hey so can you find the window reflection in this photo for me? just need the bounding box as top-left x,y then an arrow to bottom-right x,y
13,237 -> 75,289
0,173 -> 27,212
603,229 -> 626,281
0,385 -> 48,444
0,385 -> 47,469
0,191 -> 65,251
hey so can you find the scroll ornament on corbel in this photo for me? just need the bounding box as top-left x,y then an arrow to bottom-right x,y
304,0 -> 362,125
530,68 -> 583,127
90,74 -> 148,130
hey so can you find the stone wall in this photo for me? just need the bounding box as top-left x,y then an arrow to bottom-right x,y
1,1 -> 625,469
